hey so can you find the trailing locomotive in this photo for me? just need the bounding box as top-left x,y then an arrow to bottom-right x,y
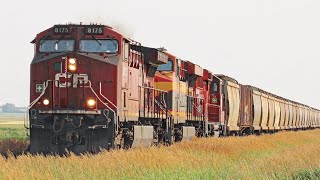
26,24 -> 320,154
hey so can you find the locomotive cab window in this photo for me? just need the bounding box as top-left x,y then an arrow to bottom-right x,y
211,81 -> 219,94
39,40 -> 75,52
53,62 -> 62,72
157,59 -> 173,71
80,39 -> 118,53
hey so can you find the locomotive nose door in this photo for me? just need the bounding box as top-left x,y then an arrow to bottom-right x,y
208,77 -> 222,123
207,75 -> 224,136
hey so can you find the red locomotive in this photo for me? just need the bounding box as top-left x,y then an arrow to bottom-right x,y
26,24 -> 320,154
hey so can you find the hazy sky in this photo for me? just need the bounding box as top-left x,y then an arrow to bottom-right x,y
0,0 -> 319,108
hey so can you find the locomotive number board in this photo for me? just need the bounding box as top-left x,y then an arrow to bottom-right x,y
84,26 -> 104,35
53,25 -> 71,34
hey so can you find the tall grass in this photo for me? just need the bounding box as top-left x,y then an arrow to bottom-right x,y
0,120 -> 29,157
0,130 -> 319,179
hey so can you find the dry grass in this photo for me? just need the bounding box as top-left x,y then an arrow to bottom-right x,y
0,130 -> 320,179
0,116 -> 24,123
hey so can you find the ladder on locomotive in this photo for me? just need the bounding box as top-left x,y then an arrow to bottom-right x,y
139,86 -> 170,119
186,95 -> 205,121
154,94 -> 174,144
139,86 -> 174,143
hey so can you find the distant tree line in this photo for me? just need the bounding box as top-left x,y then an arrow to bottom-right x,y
1,103 -> 24,113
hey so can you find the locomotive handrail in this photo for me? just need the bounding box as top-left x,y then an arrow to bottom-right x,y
24,110 -> 30,130
138,86 -> 168,93
26,79 -> 118,134
154,99 -> 172,117
25,80 -> 55,130
186,95 -> 205,121
99,82 -> 118,110
139,86 -> 170,119
23,113 -> 29,130
144,87 -> 173,143
186,94 -> 205,100
28,81 -> 50,109
193,102 -> 205,118
87,81 -> 118,134
138,85 -> 173,139
25,81 -> 51,130
208,104 -> 220,108
27,79 -> 114,113
39,110 -> 101,114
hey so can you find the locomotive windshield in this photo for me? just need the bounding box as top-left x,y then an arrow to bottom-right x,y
157,60 -> 173,71
80,39 -> 118,53
39,40 -> 75,52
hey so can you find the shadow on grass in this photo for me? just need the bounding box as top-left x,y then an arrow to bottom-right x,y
0,139 -> 29,157
292,169 -> 320,180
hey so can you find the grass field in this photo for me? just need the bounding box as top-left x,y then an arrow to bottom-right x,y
0,129 -> 319,179
0,115 -> 29,156
0,116 -> 27,140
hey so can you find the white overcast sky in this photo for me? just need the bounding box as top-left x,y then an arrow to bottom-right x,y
0,0 -> 319,108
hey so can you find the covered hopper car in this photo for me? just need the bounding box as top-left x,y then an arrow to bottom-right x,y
25,24 -> 320,154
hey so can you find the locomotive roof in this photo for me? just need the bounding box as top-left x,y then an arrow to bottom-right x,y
215,74 -> 238,84
30,23 -> 130,43
54,23 -> 112,28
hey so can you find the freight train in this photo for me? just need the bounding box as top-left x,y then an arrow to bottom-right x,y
25,24 -> 320,154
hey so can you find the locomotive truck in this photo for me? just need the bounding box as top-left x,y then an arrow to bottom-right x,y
26,24 -> 320,154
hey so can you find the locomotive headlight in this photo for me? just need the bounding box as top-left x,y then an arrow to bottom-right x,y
68,58 -> 76,65
43,99 -> 50,106
68,64 -> 77,71
86,98 -> 96,108
68,58 -> 77,72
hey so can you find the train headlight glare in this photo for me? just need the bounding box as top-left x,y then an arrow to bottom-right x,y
68,64 -> 77,71
68,58 -> 76,64
68,58 -> 77,72
87,99 -> 96,107
43,99 -> 50,106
